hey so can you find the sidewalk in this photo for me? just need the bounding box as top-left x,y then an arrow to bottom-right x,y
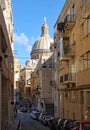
8,116 -> 21,130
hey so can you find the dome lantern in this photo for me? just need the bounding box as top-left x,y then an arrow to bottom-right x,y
41,17 -> 49,36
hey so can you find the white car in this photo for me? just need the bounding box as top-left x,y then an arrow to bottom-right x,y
38,113 -> 48,122
30,110 -> 40,120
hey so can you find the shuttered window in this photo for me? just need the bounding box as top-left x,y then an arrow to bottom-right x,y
88,52 -> 90,68
87,91 -> 90,106
80,91 -> 84,104
88,18 -> 90,33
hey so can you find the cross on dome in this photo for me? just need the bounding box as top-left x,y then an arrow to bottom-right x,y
44,17 -> 47,23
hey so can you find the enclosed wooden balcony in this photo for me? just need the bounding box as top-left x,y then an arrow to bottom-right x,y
60,44 -> 75,62
64,14 -> 76,30
60,73 -> 76,85
63,44 -> 76,58
57,22 -> 70,37
57,22 -> 65,32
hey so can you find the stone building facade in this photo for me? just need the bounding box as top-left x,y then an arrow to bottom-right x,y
0,0 -> 14,129
19,60 -> 37,99
54,0 -> 90,120
14,58 -> 20,103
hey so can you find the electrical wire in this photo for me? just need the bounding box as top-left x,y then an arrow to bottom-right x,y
15,56 -> 30,59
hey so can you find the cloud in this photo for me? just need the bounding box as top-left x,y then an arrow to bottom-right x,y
26,36 -> 36,52
26,45 -> 32,52
30,36 -> 36,44
14,33 -> 36,52
14,33 -> 29,46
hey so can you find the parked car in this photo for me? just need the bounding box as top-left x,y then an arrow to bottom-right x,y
30,108 -> 39,112
63,119 -> 76,130
71,120 -> 90,130
20,107 -> 27,112
48,117 -> 60,130
30,110 -> 40,120
58,118 -> 68,130
42,114 -> 54,126
38,112 -> 49,122
29,102 -> 37,112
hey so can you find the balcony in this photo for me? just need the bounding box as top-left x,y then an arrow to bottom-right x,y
57,22 -> 70,38
60,75 -> 63,83
64,14 -> 76,30
63,44 -> 75,58
50,80 -> 57,87
60,44 -> 75,61
60,73 -> 76,85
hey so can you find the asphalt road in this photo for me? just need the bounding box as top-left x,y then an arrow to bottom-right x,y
17,112 -> 50,130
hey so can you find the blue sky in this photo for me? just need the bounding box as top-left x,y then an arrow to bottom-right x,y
12,0 -> 66,64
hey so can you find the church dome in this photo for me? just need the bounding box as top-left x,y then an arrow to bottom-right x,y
31,18 -> 53,59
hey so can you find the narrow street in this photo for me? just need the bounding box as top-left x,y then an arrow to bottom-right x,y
17,113 -> 50,130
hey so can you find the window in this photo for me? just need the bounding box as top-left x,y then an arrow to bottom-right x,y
87,91 -> 90,106
72,4 -> 75,15
88,18 -> 90,33
81,20 -> 87,38
67,110 -> 69,118
88,52 -> 90,68
72,91 -> 75,102
80,51 -> 90,70
80,91 -> 84,104
73,112 -> 75,120
83,53 -> 87,69
60,38 -> 63,57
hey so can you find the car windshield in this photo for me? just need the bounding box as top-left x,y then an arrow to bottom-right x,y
45,115 -> 52,119
82,124 -> 90,130
35,113 -> 40,116
45,115 -> 51,117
